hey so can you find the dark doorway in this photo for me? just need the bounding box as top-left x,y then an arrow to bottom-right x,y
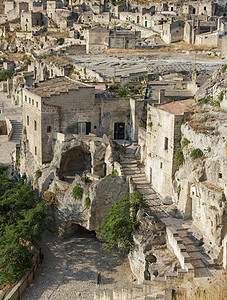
114,123 -> 125,140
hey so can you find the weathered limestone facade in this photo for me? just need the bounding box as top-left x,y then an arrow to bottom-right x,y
22,76 -> 144,165
138,99 -> 194,199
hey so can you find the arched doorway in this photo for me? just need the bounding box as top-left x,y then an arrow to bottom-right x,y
58,146 -> 91,181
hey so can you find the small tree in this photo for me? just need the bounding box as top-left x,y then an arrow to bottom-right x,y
190,148 -> 203,160
99,192 -> 147,254
174,151 -> 184,168
0,70 -> 13,82
72,183 -> 83,200
35,169 -> 42,179
84,196 -> 91,209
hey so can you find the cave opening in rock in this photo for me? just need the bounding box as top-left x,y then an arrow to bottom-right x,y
58,146 -> 91,181
64,222 -> 96,237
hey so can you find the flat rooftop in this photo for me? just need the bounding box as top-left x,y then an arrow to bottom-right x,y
158,99 -> 195,115
28,77 -> 92,97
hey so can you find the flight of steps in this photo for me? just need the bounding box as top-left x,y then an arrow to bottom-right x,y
10,120 -> 22,143
120,146 -> 162,209
94,279 -> 173,300
120,144 -> 214,279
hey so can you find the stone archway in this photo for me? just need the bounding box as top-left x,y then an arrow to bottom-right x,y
58,146 -> 91,181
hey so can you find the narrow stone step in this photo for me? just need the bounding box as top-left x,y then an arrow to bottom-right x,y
124,171 -> 141,175
121,160 -> 137,164
136,184 -> 152,189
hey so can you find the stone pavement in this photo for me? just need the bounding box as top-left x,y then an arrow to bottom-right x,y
22,230 -> 134,300
0,92 -> 22,166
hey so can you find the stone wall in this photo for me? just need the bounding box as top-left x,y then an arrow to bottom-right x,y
0,120 -> 7,135
142,105 -> 183,198
173,122 -> 227,259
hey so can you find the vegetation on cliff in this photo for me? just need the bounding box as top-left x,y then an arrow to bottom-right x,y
0,166 -> 44,287
99,191 -> 147,254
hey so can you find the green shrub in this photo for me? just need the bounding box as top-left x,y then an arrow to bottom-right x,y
111,169 -> 119,177
190,148 -> 203,160
221,64 -> 227,73
0,70 -> 13,82
35,169 -> 42,179
118,87 -> 127,97
0,166 -> 44,287
99,192 -> 147,254
109,83 -> 119,90
197,98 -> 209,106
174,151 -> 184,168
182,138 -> 190,148
84,196 -> 91,209
148,122 -> 153,129
218,91 -> 224,102
72,183 -> 83,200
209,205 -> 218,211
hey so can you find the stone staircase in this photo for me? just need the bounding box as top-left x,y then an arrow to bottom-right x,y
10,120 -> 22,143
94,279 -> 172,300
120,144 -> 214,279
93,143 -> 216,300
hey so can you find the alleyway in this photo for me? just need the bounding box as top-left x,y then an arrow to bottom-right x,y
22,230 -> 133,300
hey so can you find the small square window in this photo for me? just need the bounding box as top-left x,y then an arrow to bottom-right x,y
47,126 -> 51,133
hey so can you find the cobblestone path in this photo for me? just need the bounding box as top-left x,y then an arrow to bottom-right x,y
22,230 -> 133,300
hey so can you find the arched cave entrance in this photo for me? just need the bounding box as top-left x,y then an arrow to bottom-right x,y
63,222 -> 96,237
58,146 -> 91,181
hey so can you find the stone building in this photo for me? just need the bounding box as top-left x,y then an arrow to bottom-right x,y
21,11 -> 44,31
138,99 -> 194,198
161,19 -> 185,44
22,76 -> 144,165
109,28 -> 141,49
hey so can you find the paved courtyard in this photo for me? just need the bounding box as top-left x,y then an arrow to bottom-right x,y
22,230 -> 134,300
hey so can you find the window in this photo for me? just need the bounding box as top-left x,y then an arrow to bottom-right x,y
204,6 -> 206,11
34,120 -> 37,131
35,146 -> 37,155
171,7 -> 173,11
164,137 -> 168,150
160,162 -> 163,169
29,97 -> 31,104
219,173 -> 222,179
27,115 -> 29,126
77,122 -> 91,135
47,126 -> 51,133
36,102 -> 38,108
25,95 -> 27,102
32,99 -> 34,106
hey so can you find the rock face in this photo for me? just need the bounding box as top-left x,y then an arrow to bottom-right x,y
129,209 -> 176,283
44,174 -> 128,236
173,68 -> 227,260
20,132 -> 127,236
